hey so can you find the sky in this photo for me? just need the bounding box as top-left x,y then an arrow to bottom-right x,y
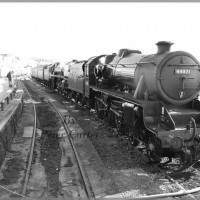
0,3 -> 200,62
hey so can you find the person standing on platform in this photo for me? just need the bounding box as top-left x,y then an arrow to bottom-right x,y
7,71 -> 12,87
11,71 -> 14,87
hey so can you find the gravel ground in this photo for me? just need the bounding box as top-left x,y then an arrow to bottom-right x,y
35,99 -> 62,197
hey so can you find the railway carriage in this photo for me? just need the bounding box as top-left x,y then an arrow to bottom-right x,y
37,66 -> 44,81
30,65 -> 44,82
43,64 -> 51,81
30,67 -> 38,79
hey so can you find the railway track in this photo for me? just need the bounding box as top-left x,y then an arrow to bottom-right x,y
20,80 -> 37,196
28,78 -> 200,200
22,79 -> 95,199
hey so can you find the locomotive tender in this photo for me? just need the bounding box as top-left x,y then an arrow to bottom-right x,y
31,41 -> 200,167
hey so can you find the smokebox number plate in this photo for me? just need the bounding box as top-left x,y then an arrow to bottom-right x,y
175,69 -> 191,74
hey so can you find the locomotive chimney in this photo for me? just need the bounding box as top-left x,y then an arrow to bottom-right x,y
156,41 -> 174,54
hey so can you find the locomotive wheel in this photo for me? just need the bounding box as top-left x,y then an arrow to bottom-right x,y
75,94 -> 79,103
108,110 -> 118,128
95,99 -> 104,119
95,99 -> 101,118
114,115 -> 123,135
68,91 -> 73,100
65,91 -> 69,99
86,99 -> 91,109
81,98 -> 86,106
95,99 -> 100,117
125,127 -> 139,146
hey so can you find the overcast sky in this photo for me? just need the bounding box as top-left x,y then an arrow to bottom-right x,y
0,3 -> 200,62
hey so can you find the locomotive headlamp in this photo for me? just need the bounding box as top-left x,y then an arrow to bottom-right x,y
170,137 -> 183,152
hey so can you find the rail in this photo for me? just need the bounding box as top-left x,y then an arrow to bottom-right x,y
27,80 -> 95,200
20,81 -> 37,196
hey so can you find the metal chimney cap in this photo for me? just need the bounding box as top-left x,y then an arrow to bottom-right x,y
156,41 -> 174,46
156,41 -> 174,54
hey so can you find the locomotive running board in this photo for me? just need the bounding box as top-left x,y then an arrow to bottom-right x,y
90,86 -> 144,106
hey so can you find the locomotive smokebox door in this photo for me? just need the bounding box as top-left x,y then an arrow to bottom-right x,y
123,103 -> 135,127
157,52 -> 200,105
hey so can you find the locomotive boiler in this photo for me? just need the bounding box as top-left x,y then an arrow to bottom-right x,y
98,41 -> 200,104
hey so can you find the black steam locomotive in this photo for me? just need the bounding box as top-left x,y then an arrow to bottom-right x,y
31,41 -> 200,168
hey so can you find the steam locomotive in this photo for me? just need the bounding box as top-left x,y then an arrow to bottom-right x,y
31,41 -> 200,168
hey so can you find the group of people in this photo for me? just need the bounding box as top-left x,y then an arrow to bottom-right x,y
6,71 -> 14,87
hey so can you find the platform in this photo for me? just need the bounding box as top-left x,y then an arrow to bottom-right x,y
0,78 -> 23,131
0,77 -> 15,103
0,79 -> 23,166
